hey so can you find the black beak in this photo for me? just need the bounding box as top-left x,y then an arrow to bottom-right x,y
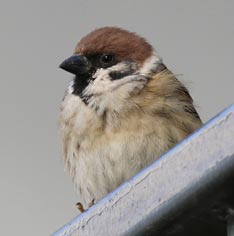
59,54 -> 91,75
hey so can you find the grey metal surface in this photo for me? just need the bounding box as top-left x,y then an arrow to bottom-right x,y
53,105 -> 234,236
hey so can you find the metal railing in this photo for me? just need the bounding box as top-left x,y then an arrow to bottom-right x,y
53,105 -> 234,236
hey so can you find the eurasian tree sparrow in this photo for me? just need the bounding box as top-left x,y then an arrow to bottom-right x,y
59,27 -> 202,210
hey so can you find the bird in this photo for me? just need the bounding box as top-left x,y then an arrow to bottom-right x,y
59,27 -> 202,211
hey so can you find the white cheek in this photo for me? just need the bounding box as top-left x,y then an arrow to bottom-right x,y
90,68 -> 113,93
84,63 -> 128,95
140,51 -> 163,76
80,62 -> 147,115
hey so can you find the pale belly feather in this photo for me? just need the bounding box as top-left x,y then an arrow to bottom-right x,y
60,95 -> 169,205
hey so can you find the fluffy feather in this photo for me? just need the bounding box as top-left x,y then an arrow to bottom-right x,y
59,69 -> 202,206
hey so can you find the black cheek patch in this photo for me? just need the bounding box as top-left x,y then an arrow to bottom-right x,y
109,70 -> 133,80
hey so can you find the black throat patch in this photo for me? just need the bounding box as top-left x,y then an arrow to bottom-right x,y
72,74 -> 94,104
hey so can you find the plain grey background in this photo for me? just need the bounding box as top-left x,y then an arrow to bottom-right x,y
0,0 -> 233,235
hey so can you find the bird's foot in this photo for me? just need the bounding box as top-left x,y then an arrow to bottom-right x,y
75,202 -> 86,213
88,199 -> 95,208
75,199 -> 95,213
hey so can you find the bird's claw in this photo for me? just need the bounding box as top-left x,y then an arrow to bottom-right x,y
88,199 -> 95,208
76,202 -> 86,213
75,199 -> 95,213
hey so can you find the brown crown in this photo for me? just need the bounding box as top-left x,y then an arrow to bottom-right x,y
74,27 -> 153,66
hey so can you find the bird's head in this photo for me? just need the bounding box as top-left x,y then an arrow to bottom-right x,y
60,27 -> 166,114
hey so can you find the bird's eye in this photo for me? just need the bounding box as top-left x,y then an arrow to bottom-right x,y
100,54 -> 115,66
